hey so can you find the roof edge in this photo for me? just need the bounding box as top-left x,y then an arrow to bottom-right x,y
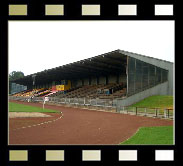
118,49 -> 174,64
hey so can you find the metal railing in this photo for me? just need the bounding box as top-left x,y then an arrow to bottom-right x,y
9,96 -> 116,111
9,96 -> 173,119
117,106 -> 173,119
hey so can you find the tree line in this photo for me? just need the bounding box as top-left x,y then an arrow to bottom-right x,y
9,71 -> 24,81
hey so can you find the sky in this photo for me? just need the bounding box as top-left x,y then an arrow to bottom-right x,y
9,21 -> 174,76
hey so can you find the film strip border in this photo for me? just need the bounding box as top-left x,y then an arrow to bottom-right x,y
8,4 -> 174,16
6,1 -> 175,19
7,149 -> 175,163
1,1 -> 178,166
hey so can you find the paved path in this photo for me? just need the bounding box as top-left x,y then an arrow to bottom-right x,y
9,101 -> 173,145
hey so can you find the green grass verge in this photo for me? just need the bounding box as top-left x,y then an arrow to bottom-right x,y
9,102 -> 58,113
120,126 -> 173,145
131,95 -> 173,109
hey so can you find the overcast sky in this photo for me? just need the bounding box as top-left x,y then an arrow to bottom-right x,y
9,21 -> 174,76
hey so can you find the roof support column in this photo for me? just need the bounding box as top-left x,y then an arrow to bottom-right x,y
134,59 -> 136,92
148,65 -> 150,86
117,74 -> 119,84
126,56 -> 129,94
52,81 -> 56,86
106,75 -> 108,85
97,77 -> 99,85
70,80 -> 73,88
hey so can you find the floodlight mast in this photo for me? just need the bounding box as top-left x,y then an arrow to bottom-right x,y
32,75 -> 36,87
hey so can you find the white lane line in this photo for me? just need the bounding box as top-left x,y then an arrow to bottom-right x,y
13,111 -> 63,130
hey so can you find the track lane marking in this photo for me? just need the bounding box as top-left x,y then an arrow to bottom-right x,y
12,111 -> 63,131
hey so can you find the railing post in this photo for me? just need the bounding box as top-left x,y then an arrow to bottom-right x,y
164,109 -> 167,118
145,108 -> 147,116
136,107 -> 137,115
168,109 -> 170,118
155,108 -> 158,117
84,98 -> 85,105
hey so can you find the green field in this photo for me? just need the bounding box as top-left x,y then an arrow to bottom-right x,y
120,95 -> 174,145
131,95 -> 173,109
120,126 -> 173,145
129,95 -> 174,115
9,102 -> 58,113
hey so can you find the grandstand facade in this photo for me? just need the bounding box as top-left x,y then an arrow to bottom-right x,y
10,83 -> 27,94
10,50 -> 173,106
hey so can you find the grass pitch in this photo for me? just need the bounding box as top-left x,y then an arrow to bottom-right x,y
130,95 -> 173,115
120,126 -> 173,145
9,102 -> 58,113
120,96 -> 174,145
131,95 -> 173,109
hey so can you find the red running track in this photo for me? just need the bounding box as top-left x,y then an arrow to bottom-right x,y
9,100 -> 173,145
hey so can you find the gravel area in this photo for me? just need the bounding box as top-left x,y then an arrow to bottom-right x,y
9,112 -> 52,118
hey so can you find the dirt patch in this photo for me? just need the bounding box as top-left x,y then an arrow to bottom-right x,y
9,112 -> 52,118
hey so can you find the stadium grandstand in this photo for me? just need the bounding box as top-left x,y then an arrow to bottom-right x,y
9,49 -> 173,107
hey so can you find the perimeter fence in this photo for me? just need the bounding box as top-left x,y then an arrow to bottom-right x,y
9,96 -> 173,119
9,96 -> 116,111
116,106 -> 173,119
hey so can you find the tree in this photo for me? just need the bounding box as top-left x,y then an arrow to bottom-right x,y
9,71 -> 24,81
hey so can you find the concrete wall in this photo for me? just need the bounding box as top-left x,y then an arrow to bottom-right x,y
108,75 -> 117,84
52,81 -> 56,86
77,79 -> 82,87
115,81 -> 169,108
49,83 -> 52,88
119,74 -> 126,83
71,80 -> 76,88
119,50 -> 173,95
74,74 -> 127,87
99,76 -> 106,84
91,77 -> 97,85
84,78 -> 89,85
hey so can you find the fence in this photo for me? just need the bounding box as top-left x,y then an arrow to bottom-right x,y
9,96 -> 43,102
9,96 -> 173,119
127,57 -> 168,96
10,83 -> 27,95
9,96 -> 116,111
117,106 -> 173,119
48,97 -> 116,111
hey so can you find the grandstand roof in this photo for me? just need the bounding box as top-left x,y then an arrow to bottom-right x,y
11,49 -> 173,86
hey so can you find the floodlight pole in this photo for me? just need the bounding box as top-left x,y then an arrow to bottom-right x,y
43,98 -> 45,110
32,74 -> 36,88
